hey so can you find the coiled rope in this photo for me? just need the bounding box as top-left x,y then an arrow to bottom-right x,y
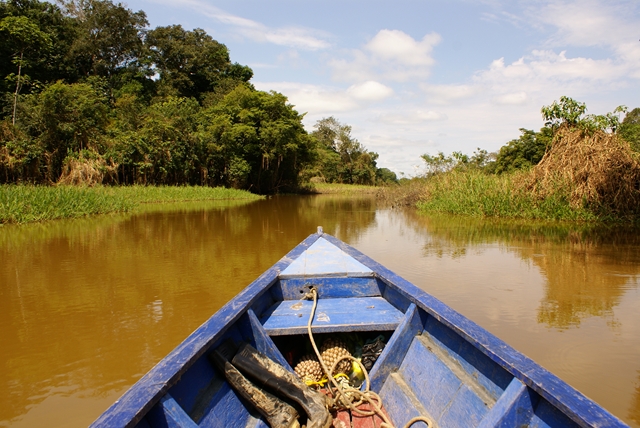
305,287 -> 432,428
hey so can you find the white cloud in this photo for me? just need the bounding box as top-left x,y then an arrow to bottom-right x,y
534,0 -> 638,48
330,30 -> 441,82
253,82 -> 358,116
365,30 -> 441,67
146,0 -> 331,50
346,81 -> 394,101
376,110 -> 447,125
493,92 -> 528,105
421,84 -> 478,104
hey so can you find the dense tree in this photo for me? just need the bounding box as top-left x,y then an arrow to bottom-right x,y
310,117 -> 380,185
619,107 -> 640,152
146,25 -> 252,101
0,0 -> 385,190
492,128 -> 552,174
0,15 -> 51,123
61,0 -> 148,84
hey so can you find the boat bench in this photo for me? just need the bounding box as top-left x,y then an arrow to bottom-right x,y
259,296 -> 405,336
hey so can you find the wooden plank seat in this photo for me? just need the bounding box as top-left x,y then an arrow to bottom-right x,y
260,296 -> 404,336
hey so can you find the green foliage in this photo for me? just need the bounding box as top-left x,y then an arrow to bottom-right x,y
0,0 -> 394,193
421,148 -> 491,175
541,96 -> 626,133
416,170 -> 599,221
492,128 -> 552,174
146,25 -> 249,100
619,107 -> 640,152
376,167 -> 397,184
0,184 -> 261,223
310,116 -> 382,185
63,0 -> 148,80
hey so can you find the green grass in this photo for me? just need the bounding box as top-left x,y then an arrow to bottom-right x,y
415,170 -> 601,222
0,185 -> 263,224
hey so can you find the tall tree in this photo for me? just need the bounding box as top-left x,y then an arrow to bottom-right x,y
619,107 -> 640,152
146,25 -> 252,101
62,0 -> 148,81
0,15 -> 51,124
311,117 -> 379,185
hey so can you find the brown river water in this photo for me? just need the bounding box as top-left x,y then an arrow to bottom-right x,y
1,195 -> 639,427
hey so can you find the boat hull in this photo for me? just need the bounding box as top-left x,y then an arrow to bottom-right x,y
92,230 -> 627,428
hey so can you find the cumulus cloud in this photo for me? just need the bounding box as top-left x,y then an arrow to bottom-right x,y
254,82 -> 358,115
330,30 -> 442,82
346,81 -> 394,101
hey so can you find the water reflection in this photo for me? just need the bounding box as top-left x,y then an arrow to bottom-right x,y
1,198 -> 639,427
0,195 -> 377,426
404,213 -> 640,330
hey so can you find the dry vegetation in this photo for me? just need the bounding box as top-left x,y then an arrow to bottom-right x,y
526,125 -> 640,217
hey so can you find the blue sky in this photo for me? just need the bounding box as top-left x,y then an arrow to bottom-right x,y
124,0 -> 640,176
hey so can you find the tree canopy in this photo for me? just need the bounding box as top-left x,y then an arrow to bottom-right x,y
0,0 -> 392,191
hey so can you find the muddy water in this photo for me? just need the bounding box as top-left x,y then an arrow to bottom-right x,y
1,196 -> 639,427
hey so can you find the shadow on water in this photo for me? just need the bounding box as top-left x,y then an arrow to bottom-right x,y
0,195 -> 376,427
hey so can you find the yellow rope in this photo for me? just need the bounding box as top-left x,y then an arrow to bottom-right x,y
305,287 -> 433,428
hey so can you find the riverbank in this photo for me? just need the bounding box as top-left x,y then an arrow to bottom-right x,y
415,170 -> 603,221
307,182 -> 379,194
0,185 -> 263,224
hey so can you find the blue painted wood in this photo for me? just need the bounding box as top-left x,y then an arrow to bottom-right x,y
259,296 -> 404,336
279,237 -> 373,278
319,233 -> 627,427
367,303 -> 424,392
530,398 -> 583,428
145,394 -> 198,428
195,382 -> 253,428
478,377 -> 537,428
244,308 -> 294,372
91,232 -> 323,428
166,351 -> 218,420
424,317 -> 512,401
399,336 -> 467,420
378,373 -> 430,428
274,277 -> 383,300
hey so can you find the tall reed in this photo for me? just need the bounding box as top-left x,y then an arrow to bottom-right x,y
0,185 -> 262,224
416,170 -> 600,221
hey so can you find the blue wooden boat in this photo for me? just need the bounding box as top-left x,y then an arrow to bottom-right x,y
92,228 -> 627,428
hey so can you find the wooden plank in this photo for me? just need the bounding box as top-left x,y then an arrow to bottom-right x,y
367,303 -> 424,392
196,382 -> 253,428
275,277 -> 383,301
279,237 -> 373,278
477,377 -> 536,428
244,308 -> 294,372
332,409 -> 352,428
378,373 -> 431,428
145,394 -> 198,428
260,297 -> 404,336
319,233 -> 627,428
